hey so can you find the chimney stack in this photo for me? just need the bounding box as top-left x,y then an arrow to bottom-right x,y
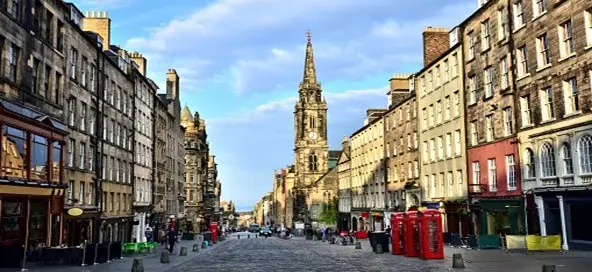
166,69 -> 179,100
129,52 -> 147,76
388,73 -> 412,108
422,26 -> 450,67
83,11 -> 111,51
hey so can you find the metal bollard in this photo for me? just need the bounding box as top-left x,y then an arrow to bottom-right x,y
131,257 -> 144,272
179,247 -> 188,256
107,242 -> 112,263
160,252 -> 170,264
542,265 -> 557,272
193,244 -> 199,252
375,244 -> 384,254
452,253 -> 465,268
238,235 -> 240,239
355,241 -> 362,249
248,234 -> 250,239
81,240 -> 88,266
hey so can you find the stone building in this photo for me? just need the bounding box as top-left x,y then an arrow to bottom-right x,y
383,74 -> 419,220
182,107 -> 209,232
460,0 -> 523,236
512,0 -> 592,250
206,155 -> 218,226
350,109 -> 387,231
337,137 -> 352,230
0,0 -> 69,258
304,151 -> 339,227
284,167 -> 295,228
272,168 -> 288,228
291,34 -> 332,224
154,69 -> 186,233
416,28 -> 469,235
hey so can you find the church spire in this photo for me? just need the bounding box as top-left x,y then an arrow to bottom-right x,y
300,30 -> 320,90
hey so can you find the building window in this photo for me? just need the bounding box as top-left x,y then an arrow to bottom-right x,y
437,136 -> 443,160
497,9 -> 506,41
427,71 -> 433,92
481,19 -> 490,51
408,162 -> 413,179
68,99 -> 76,127
469,76 -> 477,104
451,53 -> 458,77
430,175 -> 436,198
468,31 -> 476,59
6,43 -> 18,82
447,171 -> 454,197
517,46 -> 528,77
514,0 -> 525,29
579,135 -> 592,174
504,155 -> 516,190
470,121 -> 478,146
89,107 -> 96,135
533,0 -> 547,17
561,143 -> 573,175
439,173 -> 444,197
69,47 -> 78,79
428,105 -> 434,127
435,65 -> 440,87
67,181 -> 74,204
79,182 -> 85,205
88,183 -> 93,205
413,161 -> 419,178
536,33 -> 551,67
89,145 -> 94,171
68,139 -> 75,167
520,95 -> 532,126
559,20 -> 574,58
524,148 -> 535,179
585,8 -> 592,47
503,107 -> 513,136
453,91 -> 460,117
422,108 -> 427,130
484,67 -> 493,98
422,141 -> 428,163
444,96 -> 450,121
421,76 -> 426,96
540,142 -> 556,177
443,59 -> 449,82
80,102 -> 87,131
429,139 -> 435,161
563,78 -> 579,114
436,100 -> 442,124
486,115 -> 494,142
454,130 -> 461,156
540,87 -> 555,120
309,154 -> 318,171
446,133 -> 452,158
488,159 -> 497,192
413,132 -> 418,148
79,142 -> 85,169
472,162 -> 480,192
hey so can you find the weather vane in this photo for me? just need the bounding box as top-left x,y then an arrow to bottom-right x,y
306,30 -> 312,42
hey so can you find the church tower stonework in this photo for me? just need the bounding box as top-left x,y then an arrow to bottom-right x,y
293,31 -> 329,223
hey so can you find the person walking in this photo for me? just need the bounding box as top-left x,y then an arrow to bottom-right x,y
167,228 -> 177,254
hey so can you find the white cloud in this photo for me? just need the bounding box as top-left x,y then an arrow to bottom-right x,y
124,0 -> 476,94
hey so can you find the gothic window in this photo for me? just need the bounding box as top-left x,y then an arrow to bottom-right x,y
561,143 -> 573,175
310,116 -> 315,129
540,142 -> 556,177
579,134 -> 592,174
309,154 -> 318,171
524,148 -> 535,179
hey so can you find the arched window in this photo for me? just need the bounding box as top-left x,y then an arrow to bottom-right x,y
561,143 -> 573,175
579,134 -> 592,174
309,116 -> 315,129
308,154 -> 318,171
540,142 -> 556,177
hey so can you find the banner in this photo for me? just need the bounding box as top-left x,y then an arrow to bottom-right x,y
505,235 -> 527,250
525,235 -> 562,251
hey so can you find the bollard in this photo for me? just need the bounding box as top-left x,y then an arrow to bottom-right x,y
160,252 -> 170,264
322,236 -> 326,242
193,244 -> 199,252
376,244 -> 384,254
179,247 -> 188,256
238,235 -> 240,239
255,234 -> 258,238
355,241 -> 362,249
452,253 -> 465,268
248,234 -> 250,239
265,235 -> 268,239
131,258 -> 144,272
542,265 -> 557,272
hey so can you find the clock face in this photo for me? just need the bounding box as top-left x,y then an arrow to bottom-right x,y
308,131 -> 317,140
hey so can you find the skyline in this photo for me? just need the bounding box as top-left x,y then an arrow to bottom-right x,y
74,0 -> 477,211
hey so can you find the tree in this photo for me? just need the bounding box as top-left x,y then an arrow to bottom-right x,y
319,197 -> 339,225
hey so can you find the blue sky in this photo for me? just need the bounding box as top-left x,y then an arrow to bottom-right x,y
74,0 -> 476,211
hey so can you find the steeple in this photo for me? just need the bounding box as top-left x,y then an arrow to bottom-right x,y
299,30 -> 321,93
181,104 -> 193,122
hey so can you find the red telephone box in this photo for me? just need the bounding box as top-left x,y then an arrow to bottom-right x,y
403,211 -> 420,257
391,212 -> 405,255
418,209 -> 444,260
209,222 -> 219,243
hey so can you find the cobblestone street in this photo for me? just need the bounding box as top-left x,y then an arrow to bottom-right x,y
5,233 -> 592,272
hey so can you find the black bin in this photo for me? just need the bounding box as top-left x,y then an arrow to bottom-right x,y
369,231 -> 390,253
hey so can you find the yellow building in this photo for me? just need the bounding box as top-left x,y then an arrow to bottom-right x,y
416,30 -> 468,234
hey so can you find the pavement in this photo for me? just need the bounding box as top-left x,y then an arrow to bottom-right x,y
3,233 -> 592,271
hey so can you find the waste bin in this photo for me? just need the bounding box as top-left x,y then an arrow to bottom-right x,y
203,231 -> 212,243
369,231 -> 390,253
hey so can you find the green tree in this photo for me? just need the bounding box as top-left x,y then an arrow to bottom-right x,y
319,197 -> 339,224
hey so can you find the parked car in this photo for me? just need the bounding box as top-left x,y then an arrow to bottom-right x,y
259,227 -> 272,237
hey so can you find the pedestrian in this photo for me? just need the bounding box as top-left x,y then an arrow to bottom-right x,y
159,228 -> 166,245
167,227 -> 177,254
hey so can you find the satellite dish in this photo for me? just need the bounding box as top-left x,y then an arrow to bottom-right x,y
68,208 -> 83,217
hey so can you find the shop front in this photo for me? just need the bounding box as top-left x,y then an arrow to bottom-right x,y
338,212 -> 350,231
0,99 -> 69,268
470,197 -> 524,236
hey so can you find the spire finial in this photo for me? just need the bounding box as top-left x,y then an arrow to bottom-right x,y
306,30 -> 312,43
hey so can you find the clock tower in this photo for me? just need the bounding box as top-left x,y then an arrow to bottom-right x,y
293,31 -> 328,189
